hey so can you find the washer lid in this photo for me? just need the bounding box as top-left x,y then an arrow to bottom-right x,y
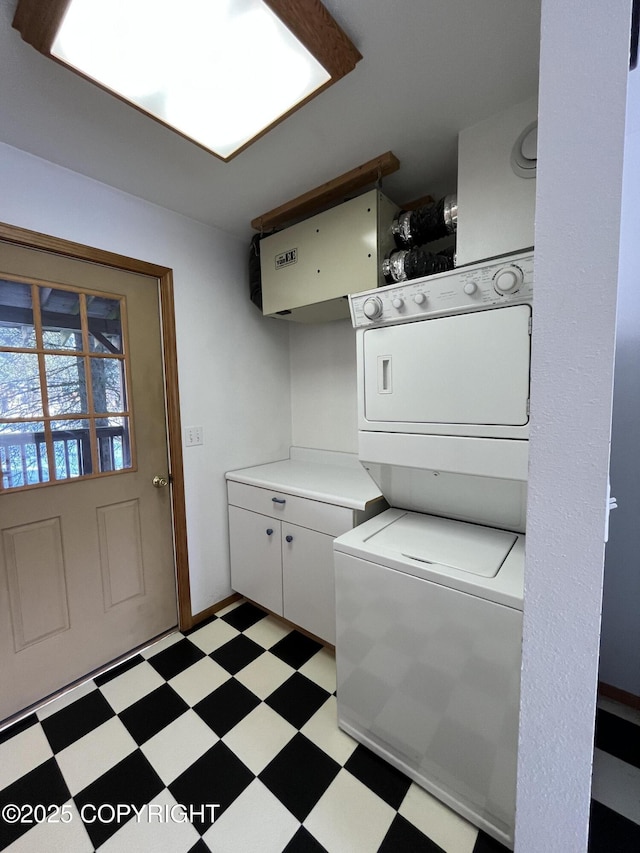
365,513 -> 517,578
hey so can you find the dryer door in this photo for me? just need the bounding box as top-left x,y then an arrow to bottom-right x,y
361,304 -> 531,437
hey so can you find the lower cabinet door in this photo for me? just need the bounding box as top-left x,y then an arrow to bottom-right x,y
282,524 -> 336,644
229,506 -> 283,616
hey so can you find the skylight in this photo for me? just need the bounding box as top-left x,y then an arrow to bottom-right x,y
13,0 -> 362,161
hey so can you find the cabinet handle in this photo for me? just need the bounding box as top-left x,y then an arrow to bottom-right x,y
266,528 -> 274,536
285,534 -> 293,543
272,497 -> 286,504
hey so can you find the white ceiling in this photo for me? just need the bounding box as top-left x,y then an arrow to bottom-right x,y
0,0 -> 541,241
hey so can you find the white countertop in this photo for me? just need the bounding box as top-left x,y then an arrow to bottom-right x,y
225,447 -> 384,511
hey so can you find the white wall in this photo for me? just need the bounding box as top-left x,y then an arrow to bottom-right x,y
599,68 -> 640,697
515,1 -> 631,851
289,319 -> 358,453
0,142 -> 292,616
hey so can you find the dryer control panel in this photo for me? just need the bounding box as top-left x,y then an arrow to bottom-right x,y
350,252 -> 534,328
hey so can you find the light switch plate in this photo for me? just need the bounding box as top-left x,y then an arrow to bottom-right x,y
184,426 -> 203,447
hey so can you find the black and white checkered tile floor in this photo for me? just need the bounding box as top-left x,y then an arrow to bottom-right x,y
0,598 -> 638,852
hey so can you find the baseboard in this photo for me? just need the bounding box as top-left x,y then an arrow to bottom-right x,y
191,592 -> 335,651
598,681 -> 640,711
191,592 -> 242,627
240,596 -> 335,652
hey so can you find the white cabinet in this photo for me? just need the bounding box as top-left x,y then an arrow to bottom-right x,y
228,505 -> 283,617
226,453 -> 385,646
456,96 -> 537,267
282,524 -> 336,644
259,189 -> 399,322
228,502 -> 338,642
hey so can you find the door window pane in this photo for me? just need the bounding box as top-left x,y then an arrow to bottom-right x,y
50,419 -> 92,480
1,280 -> 134,491
44,354 -> 89,415
0,280 -> 36,348
97,417 -> 131,473
41,288 -> 83,351
0,352 -> 43,418
88,296 -> 123,354
0,422 -> 49,488
91,357 -> 126,413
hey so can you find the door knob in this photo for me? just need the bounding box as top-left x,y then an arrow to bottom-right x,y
152,475 -> 169,488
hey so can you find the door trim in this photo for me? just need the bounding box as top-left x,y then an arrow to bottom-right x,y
0,221 -> 194,630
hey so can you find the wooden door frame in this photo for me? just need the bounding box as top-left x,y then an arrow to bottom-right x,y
0,221 -> 194,630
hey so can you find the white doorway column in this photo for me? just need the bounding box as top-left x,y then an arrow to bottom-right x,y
515,1 -> 632,852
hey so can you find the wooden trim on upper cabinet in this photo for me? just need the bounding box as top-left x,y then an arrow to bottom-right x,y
0,221 -> 193,631
399,194 -> 436,211
251,150 -> 400,232
12,0 -> 72,54
263,0 -> 362,80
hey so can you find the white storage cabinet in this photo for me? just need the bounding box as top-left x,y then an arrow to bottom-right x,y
227,481 -> 373,644
259,189 -> 399,322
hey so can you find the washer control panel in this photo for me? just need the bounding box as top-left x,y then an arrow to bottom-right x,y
350,252 -> 534,328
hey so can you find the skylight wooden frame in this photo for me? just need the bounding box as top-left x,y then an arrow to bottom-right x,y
12,0 -> 362,162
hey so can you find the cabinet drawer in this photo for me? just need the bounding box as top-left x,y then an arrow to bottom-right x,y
227,480 -> 354,537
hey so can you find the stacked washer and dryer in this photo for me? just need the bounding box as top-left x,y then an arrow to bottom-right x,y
333,97 -> 537,849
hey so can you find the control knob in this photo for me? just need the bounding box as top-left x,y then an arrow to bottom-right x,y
493,265 -> 524,294
362,296 -> 383,320
392,297 -> 404,310
463,281 -> 478,295
413,293 -> 427,305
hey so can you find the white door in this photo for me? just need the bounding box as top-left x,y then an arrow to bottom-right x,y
282,524 -> 336,644
228,506 -> 283,616
362,305 -> 531,432
0,241 -> 177,721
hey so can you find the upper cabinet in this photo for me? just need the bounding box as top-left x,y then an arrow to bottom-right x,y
259,189 -> 399,323
456,96 -> 538,267
253,96 -> 538,323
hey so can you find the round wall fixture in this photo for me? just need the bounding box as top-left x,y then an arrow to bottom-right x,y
511,121 -> 537,178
